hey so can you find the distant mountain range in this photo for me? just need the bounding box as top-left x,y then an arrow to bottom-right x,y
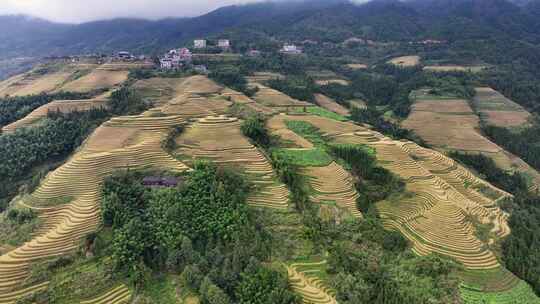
0,0 -> 539,59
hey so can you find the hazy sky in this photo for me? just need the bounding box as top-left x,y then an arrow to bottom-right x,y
0,0 -> 262,23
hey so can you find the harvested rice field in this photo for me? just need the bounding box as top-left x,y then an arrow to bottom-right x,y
133,77 -> 187,106
176,75 -> 223,95
345,63 -> 368,70
314,79 -> 349,86
403,90 -> 502,152
303,162 -> 362,218
58,68 -> 128,93
246,72 -> 284,84
251,84 -> 313,108
96,62 -> 153,71
314,94 -> 350,116
287,260 -> 338,304
387,55 -> 420,67
472,87 -> 531,127
0,64 -> 88,97
424,65 -> 486,73
348,99 -> 367,109
80,284 -> 132,304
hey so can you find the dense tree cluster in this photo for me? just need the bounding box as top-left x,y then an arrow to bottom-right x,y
108,87 -> 149,115
100,163 -> 299,303
449,152 -> 528,194
208,69 -> 258,97
482,123 -> 540,172
0,109 -> 109,212
329,144 -> 404,213
240,114 -> 272,149
328,220 -> 461,304
0,109 -> 108,181
266,76 -> 317,103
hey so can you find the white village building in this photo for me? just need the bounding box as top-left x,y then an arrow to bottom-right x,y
280,44 -> 302,54
160,48 -> 193,69
194,39 -> 207,49
218,39 -> 231,49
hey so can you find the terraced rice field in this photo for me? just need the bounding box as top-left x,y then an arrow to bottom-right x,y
424,65 -> 486,73
473,87 -> 531,127
460,267 -> 521,293
246,72 -> 284,85
58,68 -> 128,93
287,261 -> 337,304
403,90 -> 501,152
314,79 -> 349,86
345,63 -> 368,70
348,99 -> 367,109
0,73 -> 26,97
0,111 -> 189,303
0,74 -> 534,303
268,115 -> 315,148
133,77 -> 187,106
96,62 -> 153,71
268,115 -> 362,217
0,66 -> 85,97
387,55 -> 420,67
405,89 -> 540,190
251,83 -> 313,108
272,114 -> 511,270
461,281 -> 540,304
176,75 -> 223,95
376,141 -> 511,269
221,88 -> 276,114
314,94 -> 350,116
80,284 -> 132,304
303,162 -> 362,218
174,115 -> 290,210
2,92 -> 110,133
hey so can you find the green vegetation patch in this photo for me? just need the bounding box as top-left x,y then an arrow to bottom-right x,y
329,143 -> 376,156
460,281 -> 540,304
272,148 -> 333,167
0,208 -> 40,247
292,106 -> 348,121
140,275 -> 179,304
285,120 -> 326,146
460,268 -> 520,292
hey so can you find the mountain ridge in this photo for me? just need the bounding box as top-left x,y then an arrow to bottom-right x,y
0,0 -> 539,59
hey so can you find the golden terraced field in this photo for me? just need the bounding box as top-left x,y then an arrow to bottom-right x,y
270,114 -> 511,270
175,115 -> 290,210
0,65 -> 92,97
0,73 -> 535,302
0,112 -> 189,302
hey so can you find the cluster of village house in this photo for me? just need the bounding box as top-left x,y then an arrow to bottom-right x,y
158,39 -> 304,70
111,39 -> 305,71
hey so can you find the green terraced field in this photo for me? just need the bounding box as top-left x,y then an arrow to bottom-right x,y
272,148 -> 333,167
292,106 -> 349,122
461,281 -> 540,304
285,120 -> 327,146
